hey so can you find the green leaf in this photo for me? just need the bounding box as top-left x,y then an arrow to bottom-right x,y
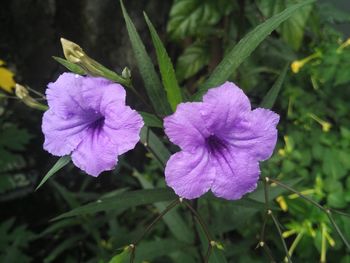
109,249 -> 130,263
120,0 -> 171,115
167,0 -> 234,40
257,0 -> 313,50
195,0 -> 315,99
134,239 -> 191,262
144,13 -> 182,111
44,236 -> 82,263
134,171 -> 193,243
53,188 -> 176,220
52,56 -> 85,75
322,149 -> 347,179
139,112 -> 163,128
0,125 -> 32,151
140,127 -> 171,167
35,156 -> 71,190
176,41 -> 210,82
260,63 -> 289,109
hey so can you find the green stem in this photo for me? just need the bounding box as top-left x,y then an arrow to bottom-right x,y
129,198 -> 180,263
270,211 -> 293,263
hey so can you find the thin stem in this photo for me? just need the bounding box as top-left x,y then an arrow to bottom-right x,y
270,211 -> 292,263
134,199 -> 180,245
26,86 -> 45,98
284,231 -> 304,262
321,224 -> 326,263
204,243 -> 213,263
269,178 -> 350,252
326,212 -> 350,251
183,201 -> 214,263
330,209 -> 350,218
262,242 -> 276,263
257,177 -> 276,262
129,198 -> 180,263
264,177 -> 270,208
183,201 -> 213,241
191,200 -> 205,262
269,178 -> 325,211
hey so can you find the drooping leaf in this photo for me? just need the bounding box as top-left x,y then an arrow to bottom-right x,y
35,156 -> 71,190
52,56 -> 85,75
144,12 -> 182,111
120,0 -> 171,115
53,188 -> 176,220
195,0 -> 315,99
260,63 -> 289,109
176,41 -> 210,82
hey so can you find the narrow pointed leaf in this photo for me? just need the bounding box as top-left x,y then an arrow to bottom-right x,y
140,127 -> 171,167
139,111 -> 163,128
52,188 -> 176,220
52,56 -> 85,75
134,171 -> 193,243
144,12 -> 182,111
120,0 -> 171,115
194,0 -> 315,99
36,156 -> 71,190
260,63 -> 289,109
109,249 -> 130,263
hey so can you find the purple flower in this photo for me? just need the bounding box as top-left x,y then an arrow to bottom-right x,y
42,73 -> 143,177
164,82 -> 279,200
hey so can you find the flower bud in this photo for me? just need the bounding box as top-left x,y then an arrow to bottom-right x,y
60,38 -> 85,64
15,84 -> 48,111
122,67 -> 131,79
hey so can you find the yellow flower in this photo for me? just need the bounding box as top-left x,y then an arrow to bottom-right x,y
0,60 -> 15,93
291,60 -> 304,73
291,52 -> 321,74
276,196 -> 288,212
307,113 -> 331,133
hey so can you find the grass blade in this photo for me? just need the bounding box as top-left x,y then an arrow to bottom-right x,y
134,171 -> 193,243
52,56 -> 85,75
140,127 -> 171,167
36,156 -> 71,190
120,0 -> 171,115
194,0 -> 315,99
260,63 -> 289,109
139,112 -> 163,128
144,12 -> 182,111
52,188 -> 176,221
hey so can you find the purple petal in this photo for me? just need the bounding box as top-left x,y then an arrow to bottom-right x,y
71,127 -> 119,177
225,108 -> 279,160
211,148 -> 260,200
164,102 -> 210,151
165,147 -> 215,199
201,81 -> 251,136
42,110 -> 88,156
103,105 -> 143,155
46,73 -> 86,118
80,77 -> 126,115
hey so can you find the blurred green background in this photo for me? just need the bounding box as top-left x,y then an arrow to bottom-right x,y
0,0 -> 350,262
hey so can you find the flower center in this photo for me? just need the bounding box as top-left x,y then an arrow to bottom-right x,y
205,134 -> 226,154
91,116 -> 105,129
